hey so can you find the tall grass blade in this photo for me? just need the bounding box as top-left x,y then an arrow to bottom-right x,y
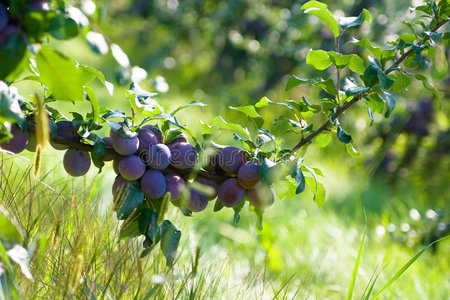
372,235 -> 449,298
347,208 -> 367,300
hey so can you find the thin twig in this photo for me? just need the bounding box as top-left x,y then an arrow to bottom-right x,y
286,19 -> 448,159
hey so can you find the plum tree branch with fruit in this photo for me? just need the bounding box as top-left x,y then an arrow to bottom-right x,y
0,0 -> 448,266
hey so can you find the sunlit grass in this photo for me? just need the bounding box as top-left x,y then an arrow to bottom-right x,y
0,154 -> 449,299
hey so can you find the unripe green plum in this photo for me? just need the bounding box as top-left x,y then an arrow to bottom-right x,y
186,189 -> 209,212
247,184 -> 275,209
217,146 -> 247,174
218,178 -> 246,207
165,173 -> 186,202
140,169 -> 166,200
63,148 -> 91,177
237,161 -> 260,189
118,155 -> 146,181
169,142 -> 197,169
0,125 -> 29,154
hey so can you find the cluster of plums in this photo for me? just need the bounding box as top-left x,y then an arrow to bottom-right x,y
0,1 -> 49,48
1,121 -> 275,212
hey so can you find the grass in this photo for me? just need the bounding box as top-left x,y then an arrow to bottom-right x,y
0,152 -> 449,299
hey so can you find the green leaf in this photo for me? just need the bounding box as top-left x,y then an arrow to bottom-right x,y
339,9 -> 370,29
363,57 -> 394,89
346,38 -> 381,60
381,91 -> 395,118
116,183 -> 145,221
306,49 -> 333,70
210,116 -> 251,139
160,220 -> 181,268
429,47 -> 448,81
312,78 -> 338,96
259,158 -> 281,185
365,93 -> 385,115
0,85 -> 26,126
346,142 -> 360,157
36,47 -> 84,101
337,126 -> 352,144
349,55 -> 365,74
346,211 -> 366,300
80,65 -> 114,95
303,166 -> 326,207
171,100 -> 206,115
48,14 -> 79,40
84,86 -> 100,123
391,73 -> 412,92
343,77 -> 369,96
86,31 -> 108,55
328,51 -> 353,69
285,75 -> 310,91
302,1 -> 339,37
315,131 -> 332,148
229,105 -> 264,127
373,236 -> 449,298
0,214 -> 22,244
256,96 -> 294,112
0,34 -> 27,80
414,74 -> 440,100
295,169 -> 306,194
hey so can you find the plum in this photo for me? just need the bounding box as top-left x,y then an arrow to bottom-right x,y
111,135 -> 139,156
140,169 -> 166,200
217,178 -> 246,207
118,155 -> 146,181
63,148 -> 91,177
109,121 -> 124,138
0,4 -> 8,32
186,189 -> 209,212
51,121 -> 79,150
247,185 -> 275,209
101,137 -> 116,161
195,177 -> 218,200
202,149 -> 220,173
145,143 -> 171,170
112,175 -> 135,196
217,146 -> 247,174
113,156 -> 122,175
141,125 -> 164,143
0,125 -> 29,154
166,136 -> 188,147
237,161 -> 260,189
169,142 -> 197,169
137,128 -> 157,152
165,173 -> 186,202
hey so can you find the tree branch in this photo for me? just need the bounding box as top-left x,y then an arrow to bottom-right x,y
27,123 -> 230,182
286,19 -> 448,159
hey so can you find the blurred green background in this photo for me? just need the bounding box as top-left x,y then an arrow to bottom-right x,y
2,0 -> 449,298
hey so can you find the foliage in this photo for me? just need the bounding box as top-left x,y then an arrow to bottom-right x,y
0,0 -> 449,298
